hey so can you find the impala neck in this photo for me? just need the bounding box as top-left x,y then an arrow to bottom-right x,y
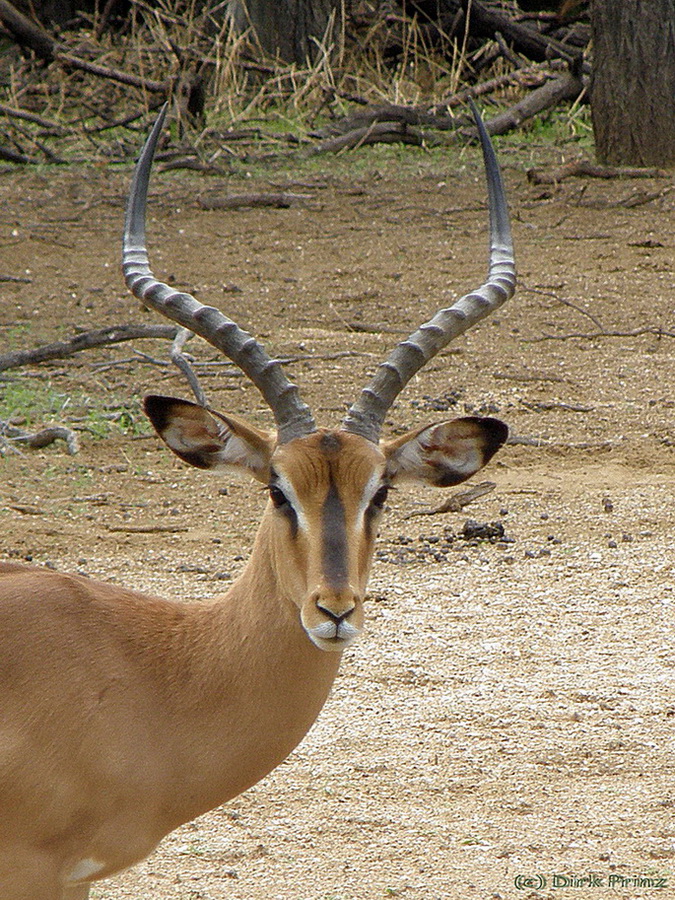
159,509 -> 342,825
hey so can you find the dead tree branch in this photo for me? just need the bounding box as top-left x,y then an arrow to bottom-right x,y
404,481 -> 496,519
198,192 -> 313,210
526,327 -> 675,343
0,102 -> 66,133
0,0 -> 55,59
0,421 -> 79,455
482,69 -> 586,136
309,122 -> 427,154
170,328 -> 207,406
457,0 -> 589,71
57,52 -> 168,94
528,160 -> 670,184
0,1 -> 167,93
0,324 -> 178,372
438,64 -> 550,109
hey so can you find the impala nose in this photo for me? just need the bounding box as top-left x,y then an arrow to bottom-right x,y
303,588 -> 363,650
320,607 -> 351,625
313,589 -> 357,624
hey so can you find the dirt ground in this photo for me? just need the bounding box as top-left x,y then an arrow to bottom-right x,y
1,134 -> 674,900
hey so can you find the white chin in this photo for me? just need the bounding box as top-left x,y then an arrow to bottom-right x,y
306,622 -> 360,652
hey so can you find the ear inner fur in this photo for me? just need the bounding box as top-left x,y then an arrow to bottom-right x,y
383,416 -> 508,486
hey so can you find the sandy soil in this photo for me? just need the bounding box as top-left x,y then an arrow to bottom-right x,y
1,136 -> 674,900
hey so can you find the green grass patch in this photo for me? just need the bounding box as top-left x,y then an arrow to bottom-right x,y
0,379 -> 149,440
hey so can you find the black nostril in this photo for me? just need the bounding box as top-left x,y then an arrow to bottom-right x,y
316,602 -> 352,625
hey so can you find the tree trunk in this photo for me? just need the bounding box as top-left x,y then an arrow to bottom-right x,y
13,0 -> 85,28
591,0 -> 675,166
228,0 -> 343,66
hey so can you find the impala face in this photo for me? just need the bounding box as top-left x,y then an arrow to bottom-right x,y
144,396 -> 508,653
269,430 -> 388,650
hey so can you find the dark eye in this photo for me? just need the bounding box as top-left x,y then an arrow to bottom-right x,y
370,485 -> 389,511
269,485 -> 288,508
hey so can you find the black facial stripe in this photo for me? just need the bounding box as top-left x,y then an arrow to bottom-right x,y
363,503 -> 379,540
281,504 -> 299,539
322,478 -> 348,590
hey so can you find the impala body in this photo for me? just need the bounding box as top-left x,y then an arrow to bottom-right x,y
0,104 -> 515,899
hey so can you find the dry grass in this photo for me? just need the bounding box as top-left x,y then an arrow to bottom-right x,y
0,0 -> 537,163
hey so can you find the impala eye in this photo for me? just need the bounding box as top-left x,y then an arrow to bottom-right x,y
269,485 -> 288,509
370,485 -> 389,510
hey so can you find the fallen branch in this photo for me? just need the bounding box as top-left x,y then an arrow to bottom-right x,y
347,322 -> 406,335
0,274 -> 31,284
160,158 -> 230,175
528,160 -> 670,184
309,121 -> 426,155
0,0 -> 55,59
526,327 -> 675,343
170,327 -> 206,406
617,187 -> 673,209
0,102 -> 66,133
0,420 -> 79,454
317,104 -> 456,136
105,524 -> 189,534
198,191 -> 312,210
457,0 -> 588,70
0,1 -> 167,94
521,284 -> 606,331
0,324 -> 179,372
57,52 -> 168,94
438,64 -> 551,109
521,400 -> 594,412
403,481 -> 496,519
482,69 -> 586,137
0,143 -> 33,164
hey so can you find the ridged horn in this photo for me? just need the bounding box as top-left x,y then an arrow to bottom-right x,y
341,101 -> 516,443
122,103 -> 316,445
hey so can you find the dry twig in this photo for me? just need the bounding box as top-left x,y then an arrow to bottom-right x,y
0,324 -> 179,372
528,160 -> 670,184
199,192 -> 312,210
403,481 -> 496,519
526,327 -> 675,343
0,421 -> 79,455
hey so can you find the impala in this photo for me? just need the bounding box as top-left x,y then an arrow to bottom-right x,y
0,103 -> 515,899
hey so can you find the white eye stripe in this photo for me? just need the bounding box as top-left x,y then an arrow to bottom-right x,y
356,472 -> 387,527
273,473 -> 308,532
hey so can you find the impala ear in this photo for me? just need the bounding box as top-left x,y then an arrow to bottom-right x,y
383,416 -> 507,487
144,395 -> 275,483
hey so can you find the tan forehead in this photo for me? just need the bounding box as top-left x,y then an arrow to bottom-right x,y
273,430 -> 385,499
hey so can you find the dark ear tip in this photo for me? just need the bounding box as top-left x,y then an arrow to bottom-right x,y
482,416 -> 509,446
480,416 -> 509,459
143,394 -> 181,432
143,394 -> 162,414
460,415 -> 508,458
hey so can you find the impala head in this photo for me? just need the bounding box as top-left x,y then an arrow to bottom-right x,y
123,103 -> 516,653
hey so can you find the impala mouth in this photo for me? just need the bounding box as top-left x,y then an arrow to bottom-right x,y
306,619 -> 361,651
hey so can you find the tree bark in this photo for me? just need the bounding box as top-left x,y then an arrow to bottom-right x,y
484,69 -> 586,137
591,0 -> 675,166
228,0 -> 343,65
0,0 -> 56,60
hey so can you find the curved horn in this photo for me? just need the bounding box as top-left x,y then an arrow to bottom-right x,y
341,102 -> 516,443
122,104 -> 316,445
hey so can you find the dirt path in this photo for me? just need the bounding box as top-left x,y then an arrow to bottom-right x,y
1,140 -> 673,899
